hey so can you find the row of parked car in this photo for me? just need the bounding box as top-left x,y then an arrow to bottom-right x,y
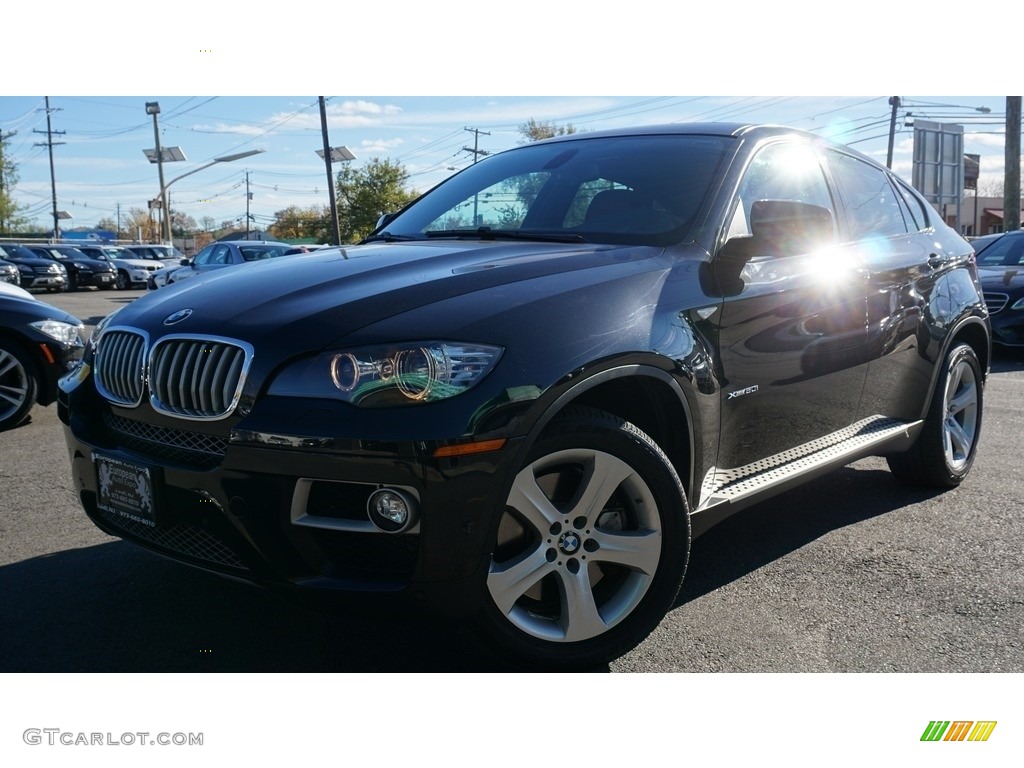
0,242 -> 185,293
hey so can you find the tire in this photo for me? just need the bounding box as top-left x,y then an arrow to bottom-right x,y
480,406 -> 690,669
887,343 -> 983,488
116,270 -> 131,291
0,339 -> 38,431
67,271 -> 78,292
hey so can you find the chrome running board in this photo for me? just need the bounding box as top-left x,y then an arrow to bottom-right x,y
691,416 -> 922,538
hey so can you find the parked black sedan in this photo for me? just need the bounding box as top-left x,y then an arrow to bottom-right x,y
974,229 -> 1024,348
22,244 -> 117,291
0,244 -> 68,292
0,291 -> 84,430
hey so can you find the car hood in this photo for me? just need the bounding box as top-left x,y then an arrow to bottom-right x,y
978,266 -> 1024,291
112,257 -> 161,269
4,256 -> 64,269
0,282 -> 35,300
109,240 -> 669,350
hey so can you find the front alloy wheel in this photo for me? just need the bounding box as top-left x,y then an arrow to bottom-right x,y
0,340 -> 37,430
482,407 -> 689,669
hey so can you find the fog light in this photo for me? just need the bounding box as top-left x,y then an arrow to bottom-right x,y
367,488 -> 418,533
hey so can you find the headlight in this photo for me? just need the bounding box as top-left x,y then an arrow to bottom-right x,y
30,319 -> 84,346
1011,297 -> 1024,311
269,342 -> 503,407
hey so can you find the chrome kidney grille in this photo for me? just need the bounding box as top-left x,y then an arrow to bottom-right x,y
94,330 -> 253,420
94,330 -> 147,406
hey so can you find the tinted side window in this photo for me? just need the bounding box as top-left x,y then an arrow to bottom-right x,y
828,151 -> 909,239
729,142 -> 836,240
192,245 -> 217,266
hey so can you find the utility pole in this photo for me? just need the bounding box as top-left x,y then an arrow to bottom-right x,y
463,127 -> 491,227
462,127 -> 491,164
33,97 -> 65,241
0,125 -> 16,232
245,171 -> 252,239
886,96 -> 901,170
1005,97 -> 1022,232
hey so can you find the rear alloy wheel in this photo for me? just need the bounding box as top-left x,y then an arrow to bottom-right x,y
888,343 -> 983,488
116,270 -> 131,290
0,340 -> 38,431
482,407 -> 690,669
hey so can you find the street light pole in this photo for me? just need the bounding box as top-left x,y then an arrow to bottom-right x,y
319,97 -> 342,246
145,102 -> 171,244
149,149 -> 265,238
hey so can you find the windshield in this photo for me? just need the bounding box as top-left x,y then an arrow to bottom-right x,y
375,134 -> 732,247
974,234 -> 1024,267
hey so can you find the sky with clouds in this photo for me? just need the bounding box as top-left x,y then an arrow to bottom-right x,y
1,94 -> 1011,234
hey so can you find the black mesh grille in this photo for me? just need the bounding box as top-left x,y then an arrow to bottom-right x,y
103,411 -> 227,470
93,502 -> 249,571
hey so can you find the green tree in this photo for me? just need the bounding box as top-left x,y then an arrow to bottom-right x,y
171,210 -> 199,237
518,118 -> 580,143
96,216 -> 118,233
122,207 -> 158,242
335,158 -> 418,243
0,149 -> 28,233
269,205 -> 331,241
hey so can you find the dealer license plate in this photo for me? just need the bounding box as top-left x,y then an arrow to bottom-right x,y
94,454 -> 159,527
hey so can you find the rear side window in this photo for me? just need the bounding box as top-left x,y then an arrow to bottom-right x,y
892,178 -> 930,232
828,151 -> 910,240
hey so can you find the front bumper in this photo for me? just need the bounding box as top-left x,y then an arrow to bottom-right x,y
58,372 -> 521,615
77,271 -> 117,288
26,274 -> 66,290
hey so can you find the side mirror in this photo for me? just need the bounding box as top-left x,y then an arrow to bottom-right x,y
375,212 -> 398,231
747,199 -> 834,257
711,200 -> 834,297
180,258 -> 191,266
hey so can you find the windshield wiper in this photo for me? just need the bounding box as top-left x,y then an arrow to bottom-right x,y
423,227 -> 586,243
361,231 -> 421,243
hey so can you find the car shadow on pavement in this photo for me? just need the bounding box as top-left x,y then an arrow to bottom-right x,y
0,464 -> 948,675
0,540 -> 515,673
675,463 -> 948,608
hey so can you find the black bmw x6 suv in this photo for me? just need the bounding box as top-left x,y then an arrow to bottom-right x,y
59,124 -> 990,668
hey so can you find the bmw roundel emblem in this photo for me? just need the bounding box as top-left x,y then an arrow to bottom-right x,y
163,308 -> 193,325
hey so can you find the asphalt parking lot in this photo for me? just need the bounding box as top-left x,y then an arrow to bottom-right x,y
1,287 -> 1022,672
